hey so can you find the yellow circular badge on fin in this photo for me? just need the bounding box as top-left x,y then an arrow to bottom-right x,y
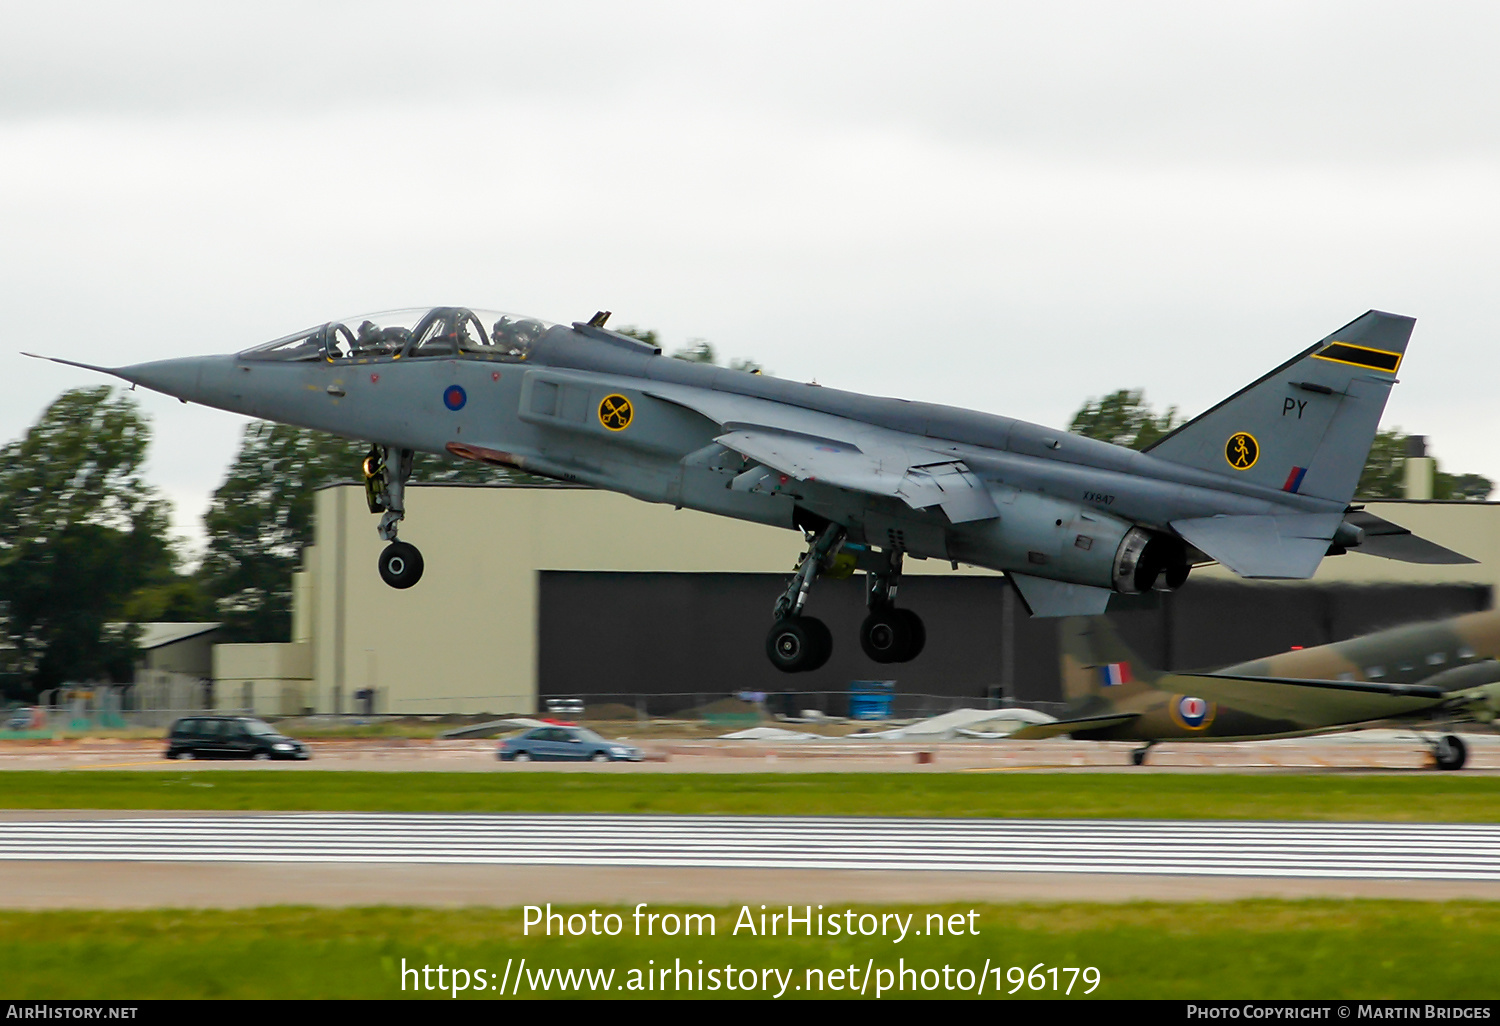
599,394 -> 633,431
1225,432 -> 1259,470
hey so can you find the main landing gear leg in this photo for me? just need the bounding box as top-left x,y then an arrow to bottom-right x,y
364,445 -> 424,589
764,524 -> 845,674
1131,741 -> 1155,767
859,549 -> 926,664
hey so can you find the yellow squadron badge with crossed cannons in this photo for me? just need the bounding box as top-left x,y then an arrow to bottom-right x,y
598,393 -> 634,431
1224,432 -> 1259,470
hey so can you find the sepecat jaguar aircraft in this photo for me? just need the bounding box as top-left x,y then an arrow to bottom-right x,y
30,306 -> 1472,673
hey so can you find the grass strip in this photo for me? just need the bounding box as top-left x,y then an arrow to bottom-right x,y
0,901 -> 1493,999
2,771 -> 1499,821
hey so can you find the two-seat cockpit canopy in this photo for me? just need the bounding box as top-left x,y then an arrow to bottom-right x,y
241,308 -> 556,364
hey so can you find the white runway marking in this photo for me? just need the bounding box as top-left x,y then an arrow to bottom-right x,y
0,814 -> 1497,880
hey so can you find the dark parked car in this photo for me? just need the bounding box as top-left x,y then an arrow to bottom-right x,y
498,726 -> 642,763
3,707 -> 37,731
166,716 -> 310,761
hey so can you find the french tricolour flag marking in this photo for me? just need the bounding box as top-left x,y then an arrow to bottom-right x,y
1099,663 -> 1131,686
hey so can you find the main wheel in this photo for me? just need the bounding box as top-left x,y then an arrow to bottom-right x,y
899,608 -> 926,661
766,616 -> 833,673
860,606 -> 915,663
1434,734 -> 1467,771
1131,747 -> 1150,767
378,541 -> 425,589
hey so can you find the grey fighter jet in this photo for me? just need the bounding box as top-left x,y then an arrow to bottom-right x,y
30,306 -> 1471,673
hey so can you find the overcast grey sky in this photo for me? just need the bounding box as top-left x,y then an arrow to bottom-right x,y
5,2 -> 1500,551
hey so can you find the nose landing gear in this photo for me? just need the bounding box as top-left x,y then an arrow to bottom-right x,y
364,445 -> 424,589
378,541 -> 425,589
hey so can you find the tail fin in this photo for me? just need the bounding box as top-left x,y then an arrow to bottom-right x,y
1058,617 -> 1162,703
1145,310 -> 1414,504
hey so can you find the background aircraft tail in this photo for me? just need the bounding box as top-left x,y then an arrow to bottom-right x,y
1145,310 -> 1414,505
1058,617 -> 1162,702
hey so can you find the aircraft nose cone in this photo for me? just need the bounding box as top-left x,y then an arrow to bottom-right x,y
114,355 -> 238,406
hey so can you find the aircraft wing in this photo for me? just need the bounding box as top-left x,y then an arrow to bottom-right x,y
1007,713 -> 1140,740
714,426 -> 1000,523
716,428 -> 888,492
1343,510 -> 1477,565
1174,672 -> 1446,724
648,385 -> 999,522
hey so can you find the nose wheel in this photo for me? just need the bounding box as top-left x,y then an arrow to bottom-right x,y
378,541 -> 425,589
364,445 -> 423,589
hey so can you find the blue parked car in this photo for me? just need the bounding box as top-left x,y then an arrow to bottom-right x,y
499,726 -> 642,763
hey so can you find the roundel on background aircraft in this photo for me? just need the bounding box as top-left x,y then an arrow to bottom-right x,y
443,385 -> 467,411
1171,695 -> 1214,731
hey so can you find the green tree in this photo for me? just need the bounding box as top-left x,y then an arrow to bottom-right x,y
1355,429 -> 1406,499
619,327 -> 765,375
201,423 -> 527,643
0,387 -> 179,693
672,339 -> 717,364
1355,429 -> 1492,500
1068,389 -> 1182,450
1440,473 -> 1494,501
616,327 -> 659,349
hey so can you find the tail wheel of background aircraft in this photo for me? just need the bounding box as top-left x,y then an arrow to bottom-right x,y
1434,734 -> 1467,771
766,616 -> 832,673
378,541 -> 425,589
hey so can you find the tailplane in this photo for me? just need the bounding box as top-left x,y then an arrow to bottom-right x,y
1145,310 -> 1413,506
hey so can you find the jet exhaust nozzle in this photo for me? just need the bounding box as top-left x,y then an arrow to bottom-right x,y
1113,528 -> 1191,594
